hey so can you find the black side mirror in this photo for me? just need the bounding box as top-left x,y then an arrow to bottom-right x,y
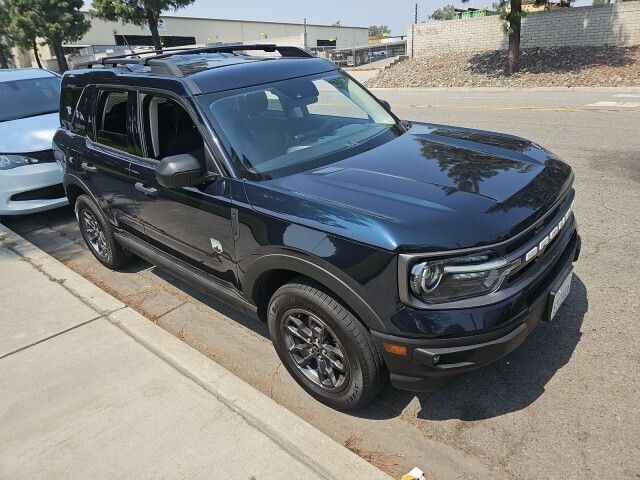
156,153 -> 208,189
380,99 -> 391,111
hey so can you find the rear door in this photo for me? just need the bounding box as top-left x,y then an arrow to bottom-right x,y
129,91 -> 237,287
81,88 -> 139,234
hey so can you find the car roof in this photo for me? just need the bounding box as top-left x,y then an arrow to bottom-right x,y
65,46 -> 338,95
0,68 -> 59,82
184,54 -> 337,94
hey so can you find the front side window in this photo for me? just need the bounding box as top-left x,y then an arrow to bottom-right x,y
197,70 -> 401,180
0,75 -> 60,123
141,96 -> 204,162
95,91 -> 134,154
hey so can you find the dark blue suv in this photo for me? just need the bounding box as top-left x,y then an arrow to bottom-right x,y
54,45 -> 580,410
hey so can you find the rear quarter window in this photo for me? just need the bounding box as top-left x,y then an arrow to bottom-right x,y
70,86 -> 95,136
60,80 -> 82,129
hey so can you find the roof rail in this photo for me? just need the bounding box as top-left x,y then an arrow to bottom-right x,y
80,44 -> 313,70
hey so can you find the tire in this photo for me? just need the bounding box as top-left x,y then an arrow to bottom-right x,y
268,278 -> 387,410
75,194 -> 129,270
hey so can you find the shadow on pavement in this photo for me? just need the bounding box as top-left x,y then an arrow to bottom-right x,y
360,275 -> 588,421
151,267 -> 270,338
5,206 -> 588,422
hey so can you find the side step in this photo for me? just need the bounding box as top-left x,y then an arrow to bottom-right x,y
114,231 -> 258,319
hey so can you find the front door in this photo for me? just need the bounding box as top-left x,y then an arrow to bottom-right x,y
129,92 -> 237,287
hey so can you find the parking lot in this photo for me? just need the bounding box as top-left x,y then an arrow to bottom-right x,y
4,88 -> 639,480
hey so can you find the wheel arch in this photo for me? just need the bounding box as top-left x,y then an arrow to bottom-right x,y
63,174 -> 109,220
244,253 -> 387,333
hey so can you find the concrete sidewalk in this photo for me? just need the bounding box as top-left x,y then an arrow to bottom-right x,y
0,223 -> 392,480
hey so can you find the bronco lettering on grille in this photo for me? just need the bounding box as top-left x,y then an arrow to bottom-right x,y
524,202 -> 574,264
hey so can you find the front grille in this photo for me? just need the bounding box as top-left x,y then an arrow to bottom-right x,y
526,231 -> 578,303
498,189 -> 574,259
506,218 -> 569,285
10,184 -> 65,201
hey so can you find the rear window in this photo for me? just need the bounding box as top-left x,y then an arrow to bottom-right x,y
0,75 -> 60,122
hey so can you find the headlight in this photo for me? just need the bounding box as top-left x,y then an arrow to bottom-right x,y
0,154 -> 31,170
408,251 -> 520,304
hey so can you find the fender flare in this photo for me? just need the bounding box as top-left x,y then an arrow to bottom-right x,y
63,174 -> 116,224
243,253 -> 387,333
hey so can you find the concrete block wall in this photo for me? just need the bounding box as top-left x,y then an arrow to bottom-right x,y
408,2 -> 640,57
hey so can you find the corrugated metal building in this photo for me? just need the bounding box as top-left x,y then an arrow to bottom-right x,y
12,13 -> 369,70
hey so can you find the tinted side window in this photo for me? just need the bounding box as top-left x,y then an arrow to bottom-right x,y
95,91 -> 134,154
141,96 -> 204,161
71,86 -> 94,136
60,84 -> 81,129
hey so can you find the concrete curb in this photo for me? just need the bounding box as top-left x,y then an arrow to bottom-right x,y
370,86 -> 640,92
0,223 -> 393,480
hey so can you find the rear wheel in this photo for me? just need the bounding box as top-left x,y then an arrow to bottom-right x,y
268,278 -> 386,410
75,194 -> 129,269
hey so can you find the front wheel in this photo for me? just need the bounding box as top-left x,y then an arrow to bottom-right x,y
267,278 -> 387,410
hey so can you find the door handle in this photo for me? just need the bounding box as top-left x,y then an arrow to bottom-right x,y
135,182 -> 158,197
81,162 -> 97,173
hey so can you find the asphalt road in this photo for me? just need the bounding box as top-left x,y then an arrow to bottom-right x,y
4,88 -> 639,480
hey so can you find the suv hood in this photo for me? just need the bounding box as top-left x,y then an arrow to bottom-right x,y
0,112 -> 58,153
244,122 -> 573,252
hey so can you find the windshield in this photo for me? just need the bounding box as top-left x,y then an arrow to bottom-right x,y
198,70 -> 401,180
0,75 -> 61,123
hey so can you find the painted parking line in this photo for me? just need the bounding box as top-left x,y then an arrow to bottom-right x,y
587,101 -> 640,108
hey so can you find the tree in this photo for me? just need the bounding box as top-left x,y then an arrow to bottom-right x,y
368,25 -> 390,39
332,20 -> 341,27
91,0 -> 196,52
458,0 -> 569,74
3,0 -> 43,69
0,1 -> 12,68
7,0 -> 89,72
430,5 -> 457,21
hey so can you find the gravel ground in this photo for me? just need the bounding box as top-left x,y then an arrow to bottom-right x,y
366,46 -> 640,88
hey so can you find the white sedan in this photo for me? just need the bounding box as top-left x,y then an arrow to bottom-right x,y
0,68 -> 68,216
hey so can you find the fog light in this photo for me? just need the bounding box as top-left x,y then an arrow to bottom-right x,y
382,342 -> 407,356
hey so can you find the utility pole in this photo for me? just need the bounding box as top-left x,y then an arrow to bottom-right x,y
414,3 -> 418,24
303,18 -> 308,50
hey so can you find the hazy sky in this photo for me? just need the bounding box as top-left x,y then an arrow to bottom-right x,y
85,0 -> 593,36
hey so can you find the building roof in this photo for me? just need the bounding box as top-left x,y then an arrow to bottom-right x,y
80,11 -> 368,30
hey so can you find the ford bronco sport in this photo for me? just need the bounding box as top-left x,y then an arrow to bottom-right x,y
54,45 -> 580,410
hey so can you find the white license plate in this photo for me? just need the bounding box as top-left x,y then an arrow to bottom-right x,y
549,271 -> 572,321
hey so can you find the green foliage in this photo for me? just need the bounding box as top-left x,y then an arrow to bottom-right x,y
1,0 -> 89,70
493,1 -> 526,35
0,1 -> 14,67
91,0 -> 196,27
0,1 -> 9,36
0,0 -> 15,47
430,5 -> 457,21
10,0 -> 90,44
368,25 -> 390,38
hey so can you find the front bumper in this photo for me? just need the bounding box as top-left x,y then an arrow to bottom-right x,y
0,163 -> 68,215
373,231 -> 581,392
